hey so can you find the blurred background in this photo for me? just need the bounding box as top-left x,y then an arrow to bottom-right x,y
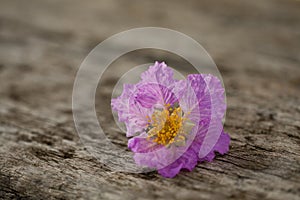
0,0 -> 299,199
1,0 -> 299,112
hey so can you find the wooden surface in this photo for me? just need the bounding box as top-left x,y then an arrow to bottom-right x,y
0,0 -> 300,199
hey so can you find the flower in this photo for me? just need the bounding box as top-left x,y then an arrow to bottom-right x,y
111,61 -> 230,178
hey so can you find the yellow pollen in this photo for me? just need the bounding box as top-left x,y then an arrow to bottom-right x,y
147,106 -> 185,146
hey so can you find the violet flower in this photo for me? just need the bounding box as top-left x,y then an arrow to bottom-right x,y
111,62 -> 230,178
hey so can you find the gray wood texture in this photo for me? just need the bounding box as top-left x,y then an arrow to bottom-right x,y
0,0 -> 299,199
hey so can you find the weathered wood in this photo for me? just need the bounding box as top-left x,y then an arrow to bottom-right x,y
0,0 -> 299,199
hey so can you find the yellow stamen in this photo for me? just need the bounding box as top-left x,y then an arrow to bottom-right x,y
147,105 -> 189,146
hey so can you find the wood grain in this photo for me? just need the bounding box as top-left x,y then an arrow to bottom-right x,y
0,0 -> 299,199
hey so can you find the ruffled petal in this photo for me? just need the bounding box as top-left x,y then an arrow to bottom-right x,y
158,162 -> 183,178
201,74 -> 226,120
158,144 -> 198,178
197,74 -> 227,159
112,62 -> 179,136
199,131 -> 230,162
153,74 -> 228,177
111,84 -> 135,122
140,61 -> 175,87
111,84 -> 152,137
128,133 -> 161,153
136,62 -> 178,109
134,83 -> 177,109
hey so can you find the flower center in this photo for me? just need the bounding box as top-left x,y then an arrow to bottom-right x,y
147,105 -> 187,146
